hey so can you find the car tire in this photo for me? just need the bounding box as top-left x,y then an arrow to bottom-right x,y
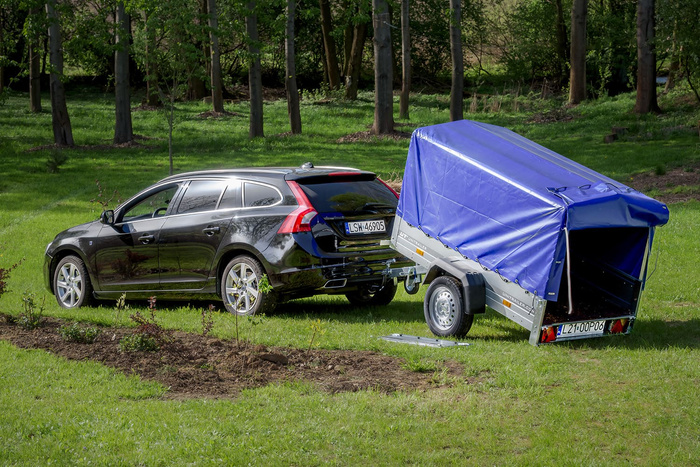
53,255 -> 93,309
424,276 -> 473,337
345,280 -> 398,307
220,255 -> 276,315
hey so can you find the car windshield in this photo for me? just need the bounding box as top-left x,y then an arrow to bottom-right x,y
299,179 -> 397,213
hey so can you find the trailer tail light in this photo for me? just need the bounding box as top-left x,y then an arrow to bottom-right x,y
609,318 -> 629,334
278,181 -> 318,234
540,326 -> 557,343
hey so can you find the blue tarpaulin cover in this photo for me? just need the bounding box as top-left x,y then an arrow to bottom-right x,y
397,120 -> 670,300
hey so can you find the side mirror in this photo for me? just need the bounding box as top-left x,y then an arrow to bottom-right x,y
100,210 -> 115,225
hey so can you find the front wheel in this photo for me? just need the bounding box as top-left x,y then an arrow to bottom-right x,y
220,255 -> 275,315
53,255 -> 93,309
424,276 -> 473,337
345,280 -> 397,307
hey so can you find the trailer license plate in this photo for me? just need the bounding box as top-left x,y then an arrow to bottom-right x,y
557,320 -> 606,339
346,220 -> 386,235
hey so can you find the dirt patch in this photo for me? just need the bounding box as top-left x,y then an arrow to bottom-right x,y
0,317 -> 468,399
526,108 -> 575,123
627,164 -> 700,204
196,110 -> 243,119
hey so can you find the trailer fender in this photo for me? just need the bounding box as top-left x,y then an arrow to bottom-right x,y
424,258 -> 486,315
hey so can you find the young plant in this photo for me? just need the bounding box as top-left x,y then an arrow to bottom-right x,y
17,291 -> 45,330
59,323 -> 101,344
201,304 -> 215,337
307,319 -> 326,353
90,179 -> 121,211
113,293 -> 128,325
0,255 -> 22,301
119,296 -> 170,352
45,150 -> 68,173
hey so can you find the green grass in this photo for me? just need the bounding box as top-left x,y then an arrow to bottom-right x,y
0,86 -> 699,464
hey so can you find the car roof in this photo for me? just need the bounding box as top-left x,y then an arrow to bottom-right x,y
159,164 -> 376,183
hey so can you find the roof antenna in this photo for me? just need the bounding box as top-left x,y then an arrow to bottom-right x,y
300,162 -> 314,169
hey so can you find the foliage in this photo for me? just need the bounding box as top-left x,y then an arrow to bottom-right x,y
90,180 -> 122,211
201,304 -> 215,337
17,290 -> 44,330
45,150 -> 68,173
307,318 -> 325,353
0,254 -> 21,300
119,296 -> 170,352
59,322 -> 101,344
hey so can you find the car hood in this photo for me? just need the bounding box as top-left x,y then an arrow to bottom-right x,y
52,219 -> 102,242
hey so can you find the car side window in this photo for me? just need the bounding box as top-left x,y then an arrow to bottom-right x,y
122,186 -> 178,222
244,182 -> 281,207
177,180 -> 226,214
218,181 -> 242,210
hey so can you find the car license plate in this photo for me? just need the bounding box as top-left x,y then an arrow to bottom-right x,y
557,320 -> 606,339
345,220 -> 386,235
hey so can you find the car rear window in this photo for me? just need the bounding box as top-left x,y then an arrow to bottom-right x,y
177,180 -> 226,214
298,179 -> 397,213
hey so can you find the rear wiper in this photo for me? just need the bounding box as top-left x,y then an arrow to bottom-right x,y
360,202 -> 396,213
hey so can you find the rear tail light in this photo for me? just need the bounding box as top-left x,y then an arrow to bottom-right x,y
278,181 -> 318,234
540,326 -> 557,343
609,318 -> 629,334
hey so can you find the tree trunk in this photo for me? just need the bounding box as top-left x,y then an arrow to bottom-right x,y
114,2 -> 133,144
208,0 -> 224,112
143,11 -> 159,106
449,0 -> 463,121
634,0 -> 660,114
343,18 -> 353,76
344,22 -> 367,100
319,0 -> 340,90
46,0 -> 74,146
285,0 -> 301,134
29,36 -> 42,113
568,0 -> 587,105
554,0 -> 568,86
247,0 -> 263,138
372,0 -> 393,135
399,0 -> 410,119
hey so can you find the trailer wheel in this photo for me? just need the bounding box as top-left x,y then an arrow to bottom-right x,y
424,276 -> 473,337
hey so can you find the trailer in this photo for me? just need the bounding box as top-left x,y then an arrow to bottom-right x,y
390,120 -> 669,345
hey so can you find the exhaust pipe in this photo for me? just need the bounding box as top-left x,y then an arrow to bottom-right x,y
323,279 -> 347,289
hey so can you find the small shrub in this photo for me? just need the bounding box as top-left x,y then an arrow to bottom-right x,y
46,150 -> 68,173
90,179 -> 122,210
201,304 -> 215,337
17,291 -> 44,330
307,319 -> 326,353
655,164 -> 667,176
120,296 -> 170,352
0,255 -> 22,300
119,333 -> 160,352
59,323 -> 101,344
258,274 -> 273,294
114,293 -> 128,325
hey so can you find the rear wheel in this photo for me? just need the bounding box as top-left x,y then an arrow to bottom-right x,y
53,255 -> 93,309
424,276 -> 473,337
220,255 -> 275,315
345,280 -> 397,307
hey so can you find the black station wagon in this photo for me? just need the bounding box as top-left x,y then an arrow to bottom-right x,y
44,164 -> 412,314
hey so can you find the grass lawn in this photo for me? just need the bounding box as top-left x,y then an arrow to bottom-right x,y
0,86 -> 699,465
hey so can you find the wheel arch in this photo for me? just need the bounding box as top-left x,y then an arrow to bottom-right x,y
214,245 -> 271,298
48,247 -> 94,295
424,258 -> 486,315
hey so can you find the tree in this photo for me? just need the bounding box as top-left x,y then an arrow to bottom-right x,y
344,5 -> 368,101
207,0 -> 224,113
46,0 -> 73,146
285,0 -> 301,134
27,6 -> 42,113
449,0 -> 463,121
554,0 -> 568,86
569,0 -> 587,105
634,0 -> 660,113
372,0 -> 393,134
114,1 -> 133,144
246,0 -> 263,138
399,0 -> 409,119
319,0 -> 340,90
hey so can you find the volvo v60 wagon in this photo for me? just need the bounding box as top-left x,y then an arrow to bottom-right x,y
44,164 -> 412,315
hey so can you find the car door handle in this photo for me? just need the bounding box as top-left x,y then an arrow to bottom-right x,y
138,234 -> 155,244
203,226 -> 221,236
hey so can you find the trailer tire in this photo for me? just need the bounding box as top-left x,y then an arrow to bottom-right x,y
424,276 -> 473,337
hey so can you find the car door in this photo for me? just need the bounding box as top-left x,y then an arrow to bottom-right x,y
158,179 -> 233,291
95,183 -> 180,291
